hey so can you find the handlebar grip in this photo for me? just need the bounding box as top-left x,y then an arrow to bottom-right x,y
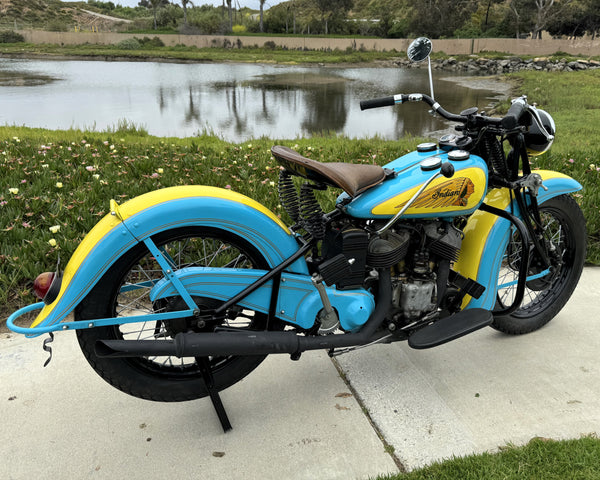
360,96 -> 396,111
501,98 -> 528,129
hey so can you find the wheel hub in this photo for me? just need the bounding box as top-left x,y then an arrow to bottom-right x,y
159,296 -> 224,336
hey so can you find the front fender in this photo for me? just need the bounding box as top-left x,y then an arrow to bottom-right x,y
454,170 -> 582,310
31,186 -> 306,330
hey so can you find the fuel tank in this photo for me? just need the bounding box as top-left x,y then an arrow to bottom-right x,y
340,146 -> 488,219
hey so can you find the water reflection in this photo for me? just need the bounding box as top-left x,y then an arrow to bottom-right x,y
0,59 -> 508,140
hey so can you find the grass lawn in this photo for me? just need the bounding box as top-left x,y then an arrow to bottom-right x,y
380,436 -> 600,480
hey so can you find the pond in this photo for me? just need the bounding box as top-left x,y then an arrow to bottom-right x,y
0,58 -> 509,141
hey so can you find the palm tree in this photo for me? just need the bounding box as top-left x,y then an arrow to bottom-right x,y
259,0 -> 266,32
226,0 -> 233,31
149,0 -> 162,30
181,0 -> 193,27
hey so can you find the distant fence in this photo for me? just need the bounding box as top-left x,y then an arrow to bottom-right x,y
14,30 -> 600,57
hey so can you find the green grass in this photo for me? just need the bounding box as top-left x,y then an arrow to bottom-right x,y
378,436 -> 600,479
0,42 -> 401,64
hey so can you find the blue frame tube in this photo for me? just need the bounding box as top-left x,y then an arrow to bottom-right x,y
7,301 -> 197,337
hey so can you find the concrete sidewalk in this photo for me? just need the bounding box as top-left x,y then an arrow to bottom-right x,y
0,332 -> 397,480
337,267 -> 600,471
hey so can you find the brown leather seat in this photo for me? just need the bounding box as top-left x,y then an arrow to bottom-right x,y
271,145 -> 386,198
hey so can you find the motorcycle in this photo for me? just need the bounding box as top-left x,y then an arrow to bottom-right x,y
7,38 -> 586,431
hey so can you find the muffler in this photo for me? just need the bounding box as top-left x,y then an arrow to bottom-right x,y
95,270 -> 392,358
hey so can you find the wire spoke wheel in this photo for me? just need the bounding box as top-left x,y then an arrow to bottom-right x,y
75,226 -> 280,402
492,195 -> 586,334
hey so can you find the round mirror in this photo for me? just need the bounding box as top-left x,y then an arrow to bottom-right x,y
407,37 -> 432,62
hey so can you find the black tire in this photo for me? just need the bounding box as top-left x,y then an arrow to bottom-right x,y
75,226 -> 281,402
492,194 -> 586,334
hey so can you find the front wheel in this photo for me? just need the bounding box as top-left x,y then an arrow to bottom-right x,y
75,226 -> 282,402
492,194 -> 586,334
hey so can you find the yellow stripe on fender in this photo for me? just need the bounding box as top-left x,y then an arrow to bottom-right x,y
453,188 -> 512,288
116,186 -> 290,234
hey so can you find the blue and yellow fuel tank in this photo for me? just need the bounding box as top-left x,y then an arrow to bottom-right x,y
340,146 -> 489,219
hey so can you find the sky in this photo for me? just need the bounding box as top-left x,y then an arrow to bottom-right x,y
110,0 -> 284,9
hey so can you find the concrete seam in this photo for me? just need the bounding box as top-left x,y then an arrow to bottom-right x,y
330,355 -> 407,473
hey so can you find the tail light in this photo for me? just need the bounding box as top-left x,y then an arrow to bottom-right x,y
33,271 -> 62,304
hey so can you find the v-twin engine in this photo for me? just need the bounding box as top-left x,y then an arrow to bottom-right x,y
379,220 -> 463,322
320,219 -> 464,325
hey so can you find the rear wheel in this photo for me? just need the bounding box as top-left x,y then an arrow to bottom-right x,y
492,195 -> 586,334
76,226 -> 281,402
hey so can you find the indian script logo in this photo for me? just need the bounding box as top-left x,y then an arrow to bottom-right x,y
395,177 -> 476,210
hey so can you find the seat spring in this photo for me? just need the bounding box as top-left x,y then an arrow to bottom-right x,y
278,171 -> 300,223
299,183 -> 326,240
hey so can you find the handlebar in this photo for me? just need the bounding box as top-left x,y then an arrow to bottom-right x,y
359,95 -> 399,110
500,97 -> 528,129
360,92 -> 526,130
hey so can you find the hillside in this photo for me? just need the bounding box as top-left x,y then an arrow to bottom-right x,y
0,0 -> 133,30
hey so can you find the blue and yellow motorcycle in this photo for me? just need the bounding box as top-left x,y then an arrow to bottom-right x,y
7,39 -> 586,426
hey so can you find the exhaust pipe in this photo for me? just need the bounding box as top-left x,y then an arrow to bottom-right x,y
95,270 -> 392,358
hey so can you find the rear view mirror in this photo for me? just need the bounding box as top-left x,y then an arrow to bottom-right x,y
407,37 -> 432,63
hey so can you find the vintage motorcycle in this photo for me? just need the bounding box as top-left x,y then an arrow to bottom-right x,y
7,38 -> 586,430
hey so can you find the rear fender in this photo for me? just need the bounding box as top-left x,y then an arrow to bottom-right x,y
31,186 -> 306,331
454,170 -> 582,310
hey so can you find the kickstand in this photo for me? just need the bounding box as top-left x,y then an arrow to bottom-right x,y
196,357 -> 232,433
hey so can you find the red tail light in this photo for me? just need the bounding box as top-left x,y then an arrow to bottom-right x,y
33,272 -> 55,299
33,271 -> 60,304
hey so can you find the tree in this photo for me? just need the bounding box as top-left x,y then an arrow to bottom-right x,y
546,0 -> 585,37
546,0 -> 600,38
226,0 -> 233,31
187,5 -> 228,34
507,0 -> 535,38
584,0 -> 600,37
529,0 -> 574,39
314,0 -> 352,34
352,0 -> 410,37
139,0 -> 169,29
409,0 -> 478,38
532,0 -> 554,38
259,0 -> 266,32
181,0 -> 193,26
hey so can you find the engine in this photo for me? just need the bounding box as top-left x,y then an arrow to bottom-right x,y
320,220 -> 463,326
390,221 -> 462,322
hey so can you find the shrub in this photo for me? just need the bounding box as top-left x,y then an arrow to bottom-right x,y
116,38 -> 141,49
232,24 -> 246,34
188,8 -> 228,35
155,4 -> 183,28
137,36 -> 165,48
0,31 -> 25,43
